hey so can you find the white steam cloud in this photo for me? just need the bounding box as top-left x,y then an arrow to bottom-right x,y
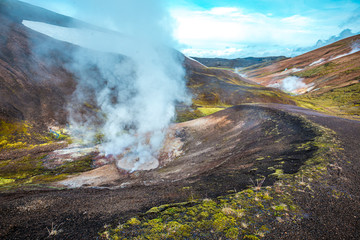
269,76 -> 309,94
281,76 -> 307,93
58,0 -> 189,171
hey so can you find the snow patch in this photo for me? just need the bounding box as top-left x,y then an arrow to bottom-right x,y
329,41 -> 360,61
309,58 -> 324,66
291,68 -> 303,72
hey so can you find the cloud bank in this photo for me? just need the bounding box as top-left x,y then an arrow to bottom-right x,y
171,6 -> 360,58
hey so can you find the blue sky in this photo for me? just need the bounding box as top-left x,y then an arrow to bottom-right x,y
21,0 -> 360,57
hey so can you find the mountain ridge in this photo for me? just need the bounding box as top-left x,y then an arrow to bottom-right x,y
191,56 -> 288,69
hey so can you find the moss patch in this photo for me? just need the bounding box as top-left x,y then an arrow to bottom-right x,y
295,83 -> 360,119
293,62 -> 338,78
0,153 -> 94,191
0,120 -> 67,151
176,105 -> 230,122
0,120 -> 94,191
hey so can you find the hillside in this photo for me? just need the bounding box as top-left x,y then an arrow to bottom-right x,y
241,35 -> 360,119
243,35 -> 360,94
180,56 -> 295,121
243,35 -> 360,93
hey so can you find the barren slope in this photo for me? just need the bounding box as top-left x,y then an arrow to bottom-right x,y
244,34 -> 360,95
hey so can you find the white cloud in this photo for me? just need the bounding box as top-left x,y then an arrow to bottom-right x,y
208,7 -> 241,16
171,7 -> 340,58
182,47 -> 244,58
281,15 -> 312,27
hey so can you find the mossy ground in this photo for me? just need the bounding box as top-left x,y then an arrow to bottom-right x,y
295,83 -> 360,120
176,105 -> 230,122
293,62 -> 338,78
0,120 -> 94,191
0,120 -> 68,151
0,153 -> 94,191
101,116 -> 339,239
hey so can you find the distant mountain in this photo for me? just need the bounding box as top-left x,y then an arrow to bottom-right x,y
296,29 -> 359,54
191,56 -> 288,69
243,34 -> 360,94
242,35 -> 360,118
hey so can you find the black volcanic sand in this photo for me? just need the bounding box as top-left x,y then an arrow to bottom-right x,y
263,104 -> 360,240
0,104 -> 360,239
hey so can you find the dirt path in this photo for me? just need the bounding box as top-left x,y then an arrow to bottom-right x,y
1,104 -> 360,239
261,103 -> 360,239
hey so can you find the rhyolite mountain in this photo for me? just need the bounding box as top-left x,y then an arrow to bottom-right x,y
243,34 -> 360,94
241,35 -> 360,118
1,1 -> 360,240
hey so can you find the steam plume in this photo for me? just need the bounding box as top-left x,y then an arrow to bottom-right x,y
64,0 -> 190,171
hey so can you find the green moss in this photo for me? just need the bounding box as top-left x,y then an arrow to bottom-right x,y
0,152 -> 94,190
226,227 -> 239,239
176,104 -> 231,122
57,155 -> 93,173
127,218 -> 141,226
175,109 -> 205,122
295,83 -> 360,119
293,62 -> 338,78
0,120 -> 69,151
0,177 -> 15,185
101,184 -> 302,239
270,169 -> 284,178
29,174 -> 68,183
197,107 -> 225,115
0,120 -> 30,150
244,234 -> 260,240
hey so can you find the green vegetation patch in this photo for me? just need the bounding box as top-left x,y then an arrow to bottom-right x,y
293,62 -> 338,78
197,107 -> 226,116
176,105 -> 230,122
0,153 -> 93,191
0,120 -> 93,191
101,188 -> 296,240
296,83 -> 360,119
0,120 -> 69,151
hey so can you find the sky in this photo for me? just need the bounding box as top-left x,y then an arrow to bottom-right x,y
21,0 -> 360,58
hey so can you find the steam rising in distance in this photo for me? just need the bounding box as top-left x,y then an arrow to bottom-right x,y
53,0 -> 190,171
